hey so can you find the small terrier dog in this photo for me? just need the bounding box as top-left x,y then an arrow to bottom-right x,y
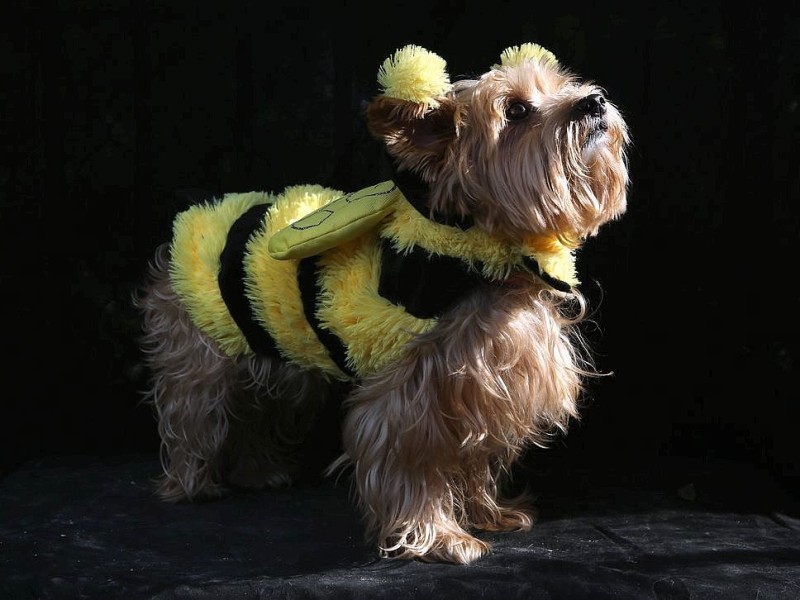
135,43 -> 630,564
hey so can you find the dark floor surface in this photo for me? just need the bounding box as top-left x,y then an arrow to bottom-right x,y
1,454 -> 798,599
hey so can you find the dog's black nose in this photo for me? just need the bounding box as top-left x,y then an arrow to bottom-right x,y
575,93 -> 606,117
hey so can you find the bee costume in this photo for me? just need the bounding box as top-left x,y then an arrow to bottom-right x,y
167,44 -> 579,381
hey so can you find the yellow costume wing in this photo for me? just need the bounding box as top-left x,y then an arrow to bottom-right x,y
267,181 -> 403,260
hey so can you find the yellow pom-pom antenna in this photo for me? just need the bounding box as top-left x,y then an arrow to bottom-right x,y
377,45 -> 451,107
496,43 -> 559,69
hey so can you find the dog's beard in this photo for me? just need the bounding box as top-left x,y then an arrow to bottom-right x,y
581,119 -> 610,160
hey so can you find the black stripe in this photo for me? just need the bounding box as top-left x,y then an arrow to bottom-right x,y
218,203 -> 281,356
378,239 -> 486,319
297,256 -> 355,378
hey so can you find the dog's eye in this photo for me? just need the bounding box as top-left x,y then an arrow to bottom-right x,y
505,102 -> 531,121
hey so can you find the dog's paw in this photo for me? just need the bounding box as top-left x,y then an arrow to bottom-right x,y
420,532 -> 491,565
382,528 -> 491,565
472,506 -> 535,533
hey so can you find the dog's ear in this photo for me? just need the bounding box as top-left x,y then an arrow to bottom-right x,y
366,45 -> 459,176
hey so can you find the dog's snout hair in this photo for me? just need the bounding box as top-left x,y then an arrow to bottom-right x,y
574,92 -> 607,118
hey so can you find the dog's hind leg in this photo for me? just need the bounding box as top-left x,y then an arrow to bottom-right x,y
136,245 -> 238,501
151,343 -> 237,502
222,357 -> 330,490
137,245 -> 335,500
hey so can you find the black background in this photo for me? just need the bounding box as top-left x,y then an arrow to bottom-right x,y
2,0 -> 798,511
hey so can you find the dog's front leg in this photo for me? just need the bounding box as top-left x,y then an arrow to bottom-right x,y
338,344 -> 491,565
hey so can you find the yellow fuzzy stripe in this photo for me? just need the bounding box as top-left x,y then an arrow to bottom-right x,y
244,185 -> 346,379
381,197 -> 578,285
317,233 -> 437,376
169,192 -> 273,356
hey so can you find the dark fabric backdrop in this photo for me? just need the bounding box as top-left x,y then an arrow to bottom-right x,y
1,0 -> 798,514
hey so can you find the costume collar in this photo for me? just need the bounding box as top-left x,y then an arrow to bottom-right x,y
383,185 -> 578,292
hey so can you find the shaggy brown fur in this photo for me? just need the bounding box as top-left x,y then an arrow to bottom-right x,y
135,44 -> 629,564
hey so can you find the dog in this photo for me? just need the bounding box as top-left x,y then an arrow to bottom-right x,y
134,42 -> 630,564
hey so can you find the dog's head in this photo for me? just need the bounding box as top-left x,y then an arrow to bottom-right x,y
367,44 -> 630,245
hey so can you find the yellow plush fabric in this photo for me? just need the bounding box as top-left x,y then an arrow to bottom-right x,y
244,185 -> 345,378
495,43 -> 559,70
316,233 -> 436,376
380,196 -> 579,286
168,181 -> 578,380
169,192 -> 273,356
522,234 -> 579,288
377,45 -> 452,106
